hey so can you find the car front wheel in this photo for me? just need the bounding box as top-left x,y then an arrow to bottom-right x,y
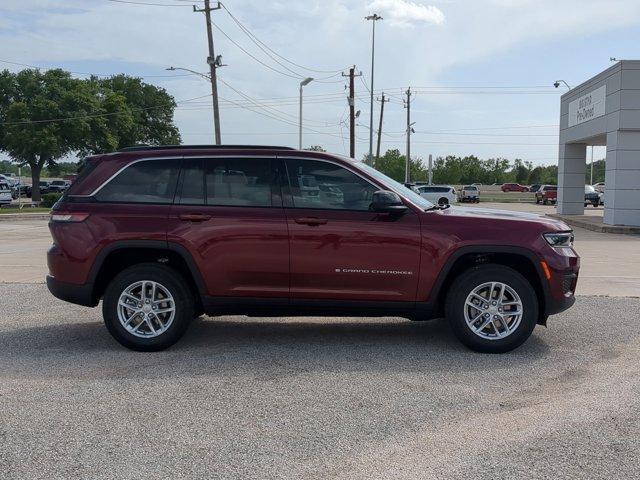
445,265 -> 538,353
103,263 -> 194,351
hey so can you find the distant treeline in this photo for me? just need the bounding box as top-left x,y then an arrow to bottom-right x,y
373,149 -> 605,186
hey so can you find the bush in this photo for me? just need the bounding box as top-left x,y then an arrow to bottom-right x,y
41,192 -> 63,208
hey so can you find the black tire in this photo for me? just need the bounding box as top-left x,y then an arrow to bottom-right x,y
542,199 -> 548,205
445,264 -> 538,353
535,197 -> 540,204
438,197 -> 449,206
102,263 -> 194,351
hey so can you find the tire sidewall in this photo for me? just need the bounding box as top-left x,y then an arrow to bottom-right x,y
103,263 -> 194,351
446,265 -> 539,353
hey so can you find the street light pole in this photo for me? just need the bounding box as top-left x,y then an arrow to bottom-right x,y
299,77 -> 313,150
365,13 -> 383,166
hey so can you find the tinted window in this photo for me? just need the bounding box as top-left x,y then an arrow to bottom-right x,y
286,159 -> 377,211
205,158 -> 273,207
95,159 -> 180,204
179,158 -> 205,205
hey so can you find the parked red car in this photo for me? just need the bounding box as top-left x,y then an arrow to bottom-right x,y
535,185 -> 557,205
47,145 -> 579,353
501,183 -> 529,192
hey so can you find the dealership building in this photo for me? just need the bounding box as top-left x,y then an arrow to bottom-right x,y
558,60 -> 640,227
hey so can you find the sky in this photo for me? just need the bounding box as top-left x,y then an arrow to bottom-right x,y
2,0 -> 638,166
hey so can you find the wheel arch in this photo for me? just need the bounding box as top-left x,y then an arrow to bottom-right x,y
430,246 -> 548,324
89,241 -> 206,309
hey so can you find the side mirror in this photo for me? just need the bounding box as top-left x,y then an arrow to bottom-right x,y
370,190 -> 408,213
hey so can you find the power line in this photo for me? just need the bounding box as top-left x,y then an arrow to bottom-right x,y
106,0 -> 193,6
219,2 -> 346,74
0,93 -> 212,126
0,59 -> 197,78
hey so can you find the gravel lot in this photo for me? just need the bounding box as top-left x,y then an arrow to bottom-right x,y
1,284 -> 639,479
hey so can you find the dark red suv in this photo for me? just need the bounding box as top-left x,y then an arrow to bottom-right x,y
47,146 -> 579,353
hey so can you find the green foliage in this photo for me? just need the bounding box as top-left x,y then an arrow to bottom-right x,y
0,69 -> 181,200
40,192 -> 63,208
373,149 -> 428,182
586,159 -> 605,184
372,149 -> 560,186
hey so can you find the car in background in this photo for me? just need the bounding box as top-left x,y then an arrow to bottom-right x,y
459,185 -> 480,203
0,181 -> 12,204
501,183 -> 529,192
414,185 -> 457,206
49,180 -> 71,193
529,184 -> 542,193
593,182 -> 605,193
18,184 -> 32,197
535,185 -> 557,205
38,181 -> 51,195
584,185 -> 600,207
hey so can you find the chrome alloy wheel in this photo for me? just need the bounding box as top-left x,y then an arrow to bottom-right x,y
464,281 -> 523,340
117,280 -> 175,338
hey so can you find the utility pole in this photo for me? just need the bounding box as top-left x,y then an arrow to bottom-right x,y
375,92 -> 390,165
428,154 -> 433,185
365,13 -> 383,166
342,66 -> 362,159
403,87 -> 414,183
194,1 -> 222,145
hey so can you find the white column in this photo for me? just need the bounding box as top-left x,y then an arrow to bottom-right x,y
557,143 -> 587,215
604,131 -> 640,226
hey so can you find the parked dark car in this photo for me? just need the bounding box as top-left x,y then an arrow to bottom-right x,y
38,181 -> 51,194
47,145 -> 579,354
584,185 -> 600,207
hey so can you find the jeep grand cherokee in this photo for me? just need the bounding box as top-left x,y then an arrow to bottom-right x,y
47,145 -> 579,353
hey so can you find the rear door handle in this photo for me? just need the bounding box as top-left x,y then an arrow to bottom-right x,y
179,213 -> 211,222
294,217 -> 328,226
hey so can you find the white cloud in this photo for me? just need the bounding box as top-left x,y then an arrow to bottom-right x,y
367,0 -> 445,27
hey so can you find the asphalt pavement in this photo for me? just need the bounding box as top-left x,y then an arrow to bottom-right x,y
1,284 -> 639,479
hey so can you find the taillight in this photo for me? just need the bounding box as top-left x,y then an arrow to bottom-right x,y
50,213 -> 89,223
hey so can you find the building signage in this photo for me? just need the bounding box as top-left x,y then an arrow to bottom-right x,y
568,85 -> 606,127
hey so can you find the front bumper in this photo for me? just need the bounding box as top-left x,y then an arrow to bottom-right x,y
46,275 -> 97,307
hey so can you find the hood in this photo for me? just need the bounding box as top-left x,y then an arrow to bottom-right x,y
441,206 -> 571,231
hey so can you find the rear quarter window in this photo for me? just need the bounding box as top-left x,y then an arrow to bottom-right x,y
95,159 -> 180,204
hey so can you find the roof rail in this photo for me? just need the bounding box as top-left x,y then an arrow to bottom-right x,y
117,144 -> 295,153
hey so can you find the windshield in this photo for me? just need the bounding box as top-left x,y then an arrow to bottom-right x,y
351,161 -> 435,209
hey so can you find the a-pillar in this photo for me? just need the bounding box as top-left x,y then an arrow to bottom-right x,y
557,143 -> 587,215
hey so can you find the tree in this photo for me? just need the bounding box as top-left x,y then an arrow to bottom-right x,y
0,69 -> 181,201
87,74 -> 180,152
374,149 -> 427,183
0,69 -> 99,201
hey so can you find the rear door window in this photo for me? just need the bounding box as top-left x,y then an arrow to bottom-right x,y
95,159 -> 180,204
205,158 -> 275,207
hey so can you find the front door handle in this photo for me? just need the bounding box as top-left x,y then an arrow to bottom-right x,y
294,217 -> 328,226
179,213 -> 211,222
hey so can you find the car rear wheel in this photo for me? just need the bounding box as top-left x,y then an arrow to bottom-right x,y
438,197 -> 449,206
103,263 -> 194,351
445,265 -> 538,353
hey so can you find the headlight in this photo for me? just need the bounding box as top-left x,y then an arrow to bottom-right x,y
544,232 -> 574,248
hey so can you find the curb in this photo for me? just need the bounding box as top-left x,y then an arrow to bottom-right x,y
547,213 -> 640,235
0,213 -> 50,222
